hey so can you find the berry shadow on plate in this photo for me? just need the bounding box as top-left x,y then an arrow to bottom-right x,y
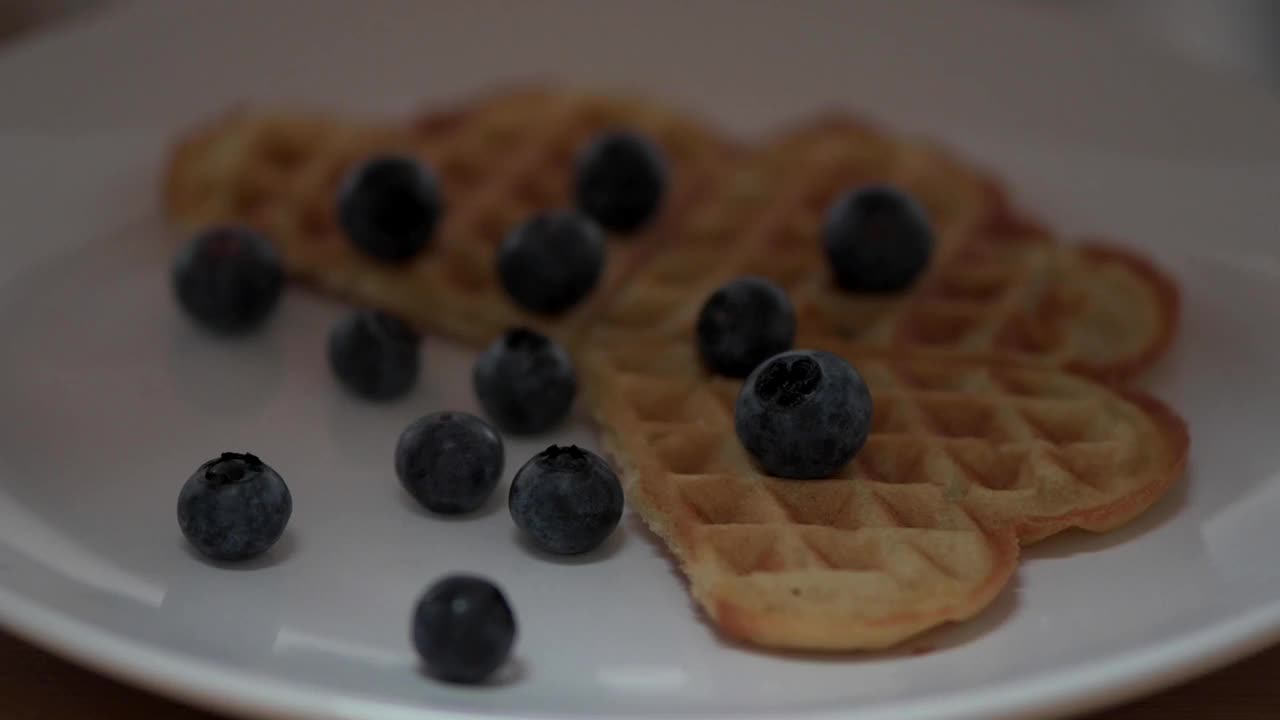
396,484 -> 505,521
508,524 -> 627,566
883,576 -> 1023,660
416,653 -> 530,689
177,529 -> 298,571
1023,473 -> 1191,561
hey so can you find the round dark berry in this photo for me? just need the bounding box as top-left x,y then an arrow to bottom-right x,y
412,574 -> 516,684
823,185 -> 934,292
574,131 -> 668,233
327,309 -> 420,401
696,276 -> 796,378
473,328 -> 577,435
172,225 -> 284,334
396,411 -> 504,515
338,155 -> 442,263
735,350 -> 873,479
497,211 -> 605,315
177,452 -> 292,562
509,445 -> 623,555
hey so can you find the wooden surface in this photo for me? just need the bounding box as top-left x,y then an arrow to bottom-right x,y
1,627 -> 1277,719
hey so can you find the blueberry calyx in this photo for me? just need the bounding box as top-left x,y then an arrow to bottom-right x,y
538,444 -> 590,472
755,356 -> 821,408
204,452 -> 264,486
504,327 -> 547,352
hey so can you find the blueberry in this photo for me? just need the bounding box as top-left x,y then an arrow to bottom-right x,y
696,276 -> 796,378
509,445 -> 623,555
172,225 -> 283,334
823,185 -> 934,292
177,452 -> 292,562
735,350 -> 873,479
396,411 -> 504,515
473,328 -> 577,434
412,574 -> 516,684
497,211 -> 605,315
338,154 -> 442,263
328,309 -> 420,401
574,131 -> 668,233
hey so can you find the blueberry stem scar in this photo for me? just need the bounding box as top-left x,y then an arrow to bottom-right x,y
756,357 -> 820,408
205,452 -> 264,485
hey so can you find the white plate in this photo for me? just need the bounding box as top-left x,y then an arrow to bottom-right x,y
2,2 -> 1280,719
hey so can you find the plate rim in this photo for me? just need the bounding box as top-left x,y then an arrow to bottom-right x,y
3,1 -> 1280,718
3,556 -> 1280,720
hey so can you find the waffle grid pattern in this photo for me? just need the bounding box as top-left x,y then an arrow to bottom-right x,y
166,89 -> 736,347
591,345 -> 1026,649
587,342 -> 1185,647
594,120 -> 1176,378
164,90 -> 1187,650
593,342 -> 1182,540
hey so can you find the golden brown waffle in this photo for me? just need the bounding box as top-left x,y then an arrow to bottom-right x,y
592,116 -> 1179,380
584,340 -> 1186,649
164,90 -> 1189,653
165,88 -> 737,348
585,342 -> 1017,650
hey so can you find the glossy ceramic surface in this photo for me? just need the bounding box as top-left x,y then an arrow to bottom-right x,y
0,2 -> 1278,719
